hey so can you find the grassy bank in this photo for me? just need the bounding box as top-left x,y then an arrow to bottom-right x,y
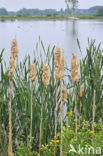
0,15 -> 69,21
78,15 -> 103,19
1,15 -> 103,21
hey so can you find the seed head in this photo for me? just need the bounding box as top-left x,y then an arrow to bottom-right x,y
42,63 -> 49,86
61,85 -> 67,102
9,39 -> 18,81
54,47 -> 61,80
60,49 -> 65,78
71,53 -> 79,83
30,63 -> 36,82
11,39 -> 18,59
9,55 -> 15,82
54,47 -> 61,68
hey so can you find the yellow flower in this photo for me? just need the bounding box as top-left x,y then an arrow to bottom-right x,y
78,132 -> 81,135
50,142 -> 52,145
85,144 -> 88,148
57,133 -> 60,136
68,125 -> 70,128
56,140 -> 59,143
90,131 -> 94,134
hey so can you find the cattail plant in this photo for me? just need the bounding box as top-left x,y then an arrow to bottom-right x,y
71,53 -> 79,139
54,47 -> 61,156
60,49 -> 65,156
8,39 -> 18,156
30,63 -> 36,141
60,85 -> 67,156
54,47 -> 61,81
79,85 -> 83,125
54,47 -> 61,137
39,63 -> 49,154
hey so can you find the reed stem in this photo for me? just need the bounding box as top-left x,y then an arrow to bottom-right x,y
54,81 -> 58,156
8,80 -> 13,156
74,85 -> 77,139
92,90 -> 96,132
30,82 -> 33,142
39,86 -> 44,155
79,98 -> 82,126
60,79 -> 63,156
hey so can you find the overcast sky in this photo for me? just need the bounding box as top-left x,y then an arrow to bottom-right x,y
0,0 -> 103,11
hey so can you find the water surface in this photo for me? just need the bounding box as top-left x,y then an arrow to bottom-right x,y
0,19 -> 103,66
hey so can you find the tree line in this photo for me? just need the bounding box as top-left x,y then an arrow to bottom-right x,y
0,6 -> 103,17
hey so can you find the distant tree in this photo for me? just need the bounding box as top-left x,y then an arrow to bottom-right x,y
96,7 -> 103,16
0,8 -> 8,16
65,0 -> 78,17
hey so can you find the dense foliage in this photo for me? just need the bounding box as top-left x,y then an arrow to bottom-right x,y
0,40 -> 103,155
96,6 -> 103,16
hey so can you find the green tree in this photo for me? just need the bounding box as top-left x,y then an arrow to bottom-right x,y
65,0 -> 78,17
96,7 -> 103,16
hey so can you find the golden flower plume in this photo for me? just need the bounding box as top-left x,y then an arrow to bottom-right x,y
11,39 -> 18,59
30,63 -> 36,82
60,49 -> 65,78
9,56 -> 15,81
54,47 -> 61,80
71,53 -> 79,83
42,63 -> 49,86
61,85 -> 67,102
9,39 -> 19,81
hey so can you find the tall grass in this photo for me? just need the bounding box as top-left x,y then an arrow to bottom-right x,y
0,39 -> 103,155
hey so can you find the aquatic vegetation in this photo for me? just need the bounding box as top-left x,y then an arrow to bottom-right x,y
0,39 -> 103,155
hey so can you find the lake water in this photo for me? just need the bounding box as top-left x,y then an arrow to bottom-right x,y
0,19 -> 103,66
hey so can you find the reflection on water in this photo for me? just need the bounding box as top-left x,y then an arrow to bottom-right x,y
0,19 -> 103,66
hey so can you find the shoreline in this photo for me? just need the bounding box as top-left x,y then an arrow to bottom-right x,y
0,15 -> 103,21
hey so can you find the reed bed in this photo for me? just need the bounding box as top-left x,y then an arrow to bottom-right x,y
0,39 -> 103,155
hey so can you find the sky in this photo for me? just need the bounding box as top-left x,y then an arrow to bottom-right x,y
0,0 -> 103,11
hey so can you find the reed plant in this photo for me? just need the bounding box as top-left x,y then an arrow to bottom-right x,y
39,63 -> 49,154
54,47 -> 61,156
71,53 -> 79,139
30,63 -> 36,141
60,49 -> 65,156
8,39 -> 18,156
0,39 -> 102,155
